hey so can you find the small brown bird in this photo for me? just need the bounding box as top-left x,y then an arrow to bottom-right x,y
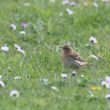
61,45 -> 86,70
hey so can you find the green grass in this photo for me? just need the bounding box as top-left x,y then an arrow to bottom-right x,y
0,0 -> 110,110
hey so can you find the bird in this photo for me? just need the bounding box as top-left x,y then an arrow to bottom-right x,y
61,45 -> 86,70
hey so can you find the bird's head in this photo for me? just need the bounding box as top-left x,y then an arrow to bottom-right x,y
61,45 -> 72,53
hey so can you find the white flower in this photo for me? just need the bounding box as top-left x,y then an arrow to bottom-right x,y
89,55 -> 98,60
81,74 -> 84,78
18,48 -> 25,54
1,45 -> 9,52
101,81 -> 110,88
10,90 -> 20,98
106,76 -> 110,83
42,79 -> 48,85
70,2 -> 76,6
20,31 -> 26,35
51,86 -> 59,91
21,22 -> 29,28
72,70 -> 76,76
93,2 -> 98,8
62,0 -> 70,5
14,76 -> 22,80
102,0 -> 109,2
24,2 -> 30,7
61,74 -> 68,79
101,76 -> 110,88
7,66 -> 11,70
49,0 -> 55,3
105,94 -> 110,99
0,75 -> 2,79
14,44 -> 25,55
89,36 -> 97,44
10,24 -> 16,30
14,44 -> 21,49
0,80 -> 5,88
66,8 -> 74,15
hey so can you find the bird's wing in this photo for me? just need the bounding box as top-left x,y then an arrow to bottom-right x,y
69,53 -> 84,62
69,54 -> 87,66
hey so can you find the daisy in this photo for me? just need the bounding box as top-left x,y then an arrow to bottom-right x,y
61,74 -> 68,79
20,31 -> 26,35
89,36 -> 97,44
71,70 -> 76,76
62,0 -> 70,5
21,22 -> 29,28
14,44 -> 21,49
14,44 -> 25,55
105,94 -> 110,99
0,80 -> 5,88
10,90 -> 20,98
89,55 -> 98,60
0,75 -> 2,79
1,44 -> 9,52
102,0 -> 109,2
70,2 -> 76,6
66,8 -> 74,15
10,24 -> 16,30
101,76 -> 110,88
14,76 -> 22,80
81,74 -> 84,78
51,86 -> 59,91
18,49 -> 25,54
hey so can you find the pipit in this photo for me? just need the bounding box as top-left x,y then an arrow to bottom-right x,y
61,45 -> 86,70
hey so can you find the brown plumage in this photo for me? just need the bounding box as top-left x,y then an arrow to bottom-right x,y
61,45 -> 86,70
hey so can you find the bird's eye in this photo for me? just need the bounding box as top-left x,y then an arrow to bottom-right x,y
65,48 -> 69,50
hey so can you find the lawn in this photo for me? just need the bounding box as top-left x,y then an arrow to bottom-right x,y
0,0 -> 110,110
